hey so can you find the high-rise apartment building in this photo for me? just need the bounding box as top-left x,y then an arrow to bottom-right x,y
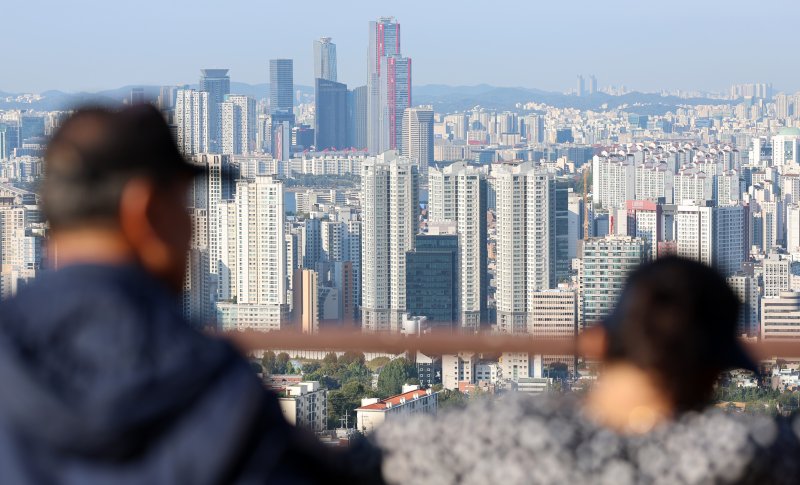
592,154 -> 635,210
217,176 -> 286,331
199,69 -> 230,153
175,89 -> 209,155
762,291 -> 800,341
494,162 -> 550,334
270,59 -> 294,115
675,203 -> 746,277
221,95 -> 256,155
361,151 -> 419,332
315,78 -> 348,150
313,37 -> 337,82
428,162 -> 488,330
726,273 -> 759,337
367,17 -> 411,154
401,106 -> 434,182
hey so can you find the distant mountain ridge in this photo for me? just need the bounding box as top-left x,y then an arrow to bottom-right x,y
0,82 -> 729,114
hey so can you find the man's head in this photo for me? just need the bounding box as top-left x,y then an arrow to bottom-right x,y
600,256 -> 756,411
42,104 -> 201,292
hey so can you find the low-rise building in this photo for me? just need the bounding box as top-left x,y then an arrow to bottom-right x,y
355,385 -> 438,434
275,381 -> 328,432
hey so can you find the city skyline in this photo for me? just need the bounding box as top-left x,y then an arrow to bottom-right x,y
3,0 -> 800,94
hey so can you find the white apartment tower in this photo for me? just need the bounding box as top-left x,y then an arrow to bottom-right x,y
401,106 -> 435,182
428,162 -> 488,330
175,89 -> 209,155
361,151 -> 419,332
222,176 -> 286,331
494,162 -> 550,334
675,203 -> 746,277
221,95 -> 256,155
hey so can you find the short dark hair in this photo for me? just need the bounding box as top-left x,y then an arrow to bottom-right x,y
603,257 -> 746,411
42,105 -> 199,230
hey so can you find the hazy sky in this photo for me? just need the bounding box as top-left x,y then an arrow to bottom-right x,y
3,0 -> 799,94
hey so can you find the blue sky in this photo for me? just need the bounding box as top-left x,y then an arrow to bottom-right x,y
3,0 -> 799,94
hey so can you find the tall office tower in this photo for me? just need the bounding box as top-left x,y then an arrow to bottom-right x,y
588,75 -> 597,95
401,106 -> 434,183
224,176 -> 286,330
494,162 -> 550,334
674,168 -> 713,204
361,151 -> 419,332
199,69 -> 230,153
428,162 -> 488,330
635,162 -> 674,203
726,274 -> 760,337
221,95 -> 256,155
367,17 -> 412,154
580,236 -> 646,327
549,177 -> 571,285
347,85 -> 368,149
576,75 -> 585,97
592,154 -> 635,210
158,86 -> 178,111
315,79 -> 348,150
269,59 -> 294,115
772,128 -> 800,166
313,37 -> 337,82
675,203 -> 746,277
175,89 -> 209,155
405,234 -> 458,330
19,115 -> 45,144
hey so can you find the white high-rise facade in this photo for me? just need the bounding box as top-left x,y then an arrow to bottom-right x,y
592,154 -> 635,210
175,89 -> 209,155
675,203 -> 746,277
221,95 -> 256,155
361,151 -> 419,332
220,176 -> 286,331
494,162 -> 550,334
635,162 -> 673,203
428,162 -> 487,331
401,106 -> 434,183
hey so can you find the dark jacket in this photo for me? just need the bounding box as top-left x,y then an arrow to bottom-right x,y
0,264 -> 381,484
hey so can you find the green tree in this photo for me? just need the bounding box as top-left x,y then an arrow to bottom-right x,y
438,389 -> 468,410
261,351 -> 277,374
340,351 -> 366,366
367,356 -> 391,372
328,380 -> 368,429
274,352 -> 291,374
376,357 -> 418,398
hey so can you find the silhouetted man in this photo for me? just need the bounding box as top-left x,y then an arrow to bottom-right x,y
0,105 -> 381,484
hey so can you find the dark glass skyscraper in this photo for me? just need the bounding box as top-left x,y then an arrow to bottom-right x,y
269,59 -> 294,115
199,69 -> 230,153
549,177 -> 571,286
406,234 -> 458,330
347,85 -> 368,150
314,78 -> 347,150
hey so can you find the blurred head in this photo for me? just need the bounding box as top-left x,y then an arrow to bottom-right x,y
600,256 -> 756,412
42,104 -> 201,292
